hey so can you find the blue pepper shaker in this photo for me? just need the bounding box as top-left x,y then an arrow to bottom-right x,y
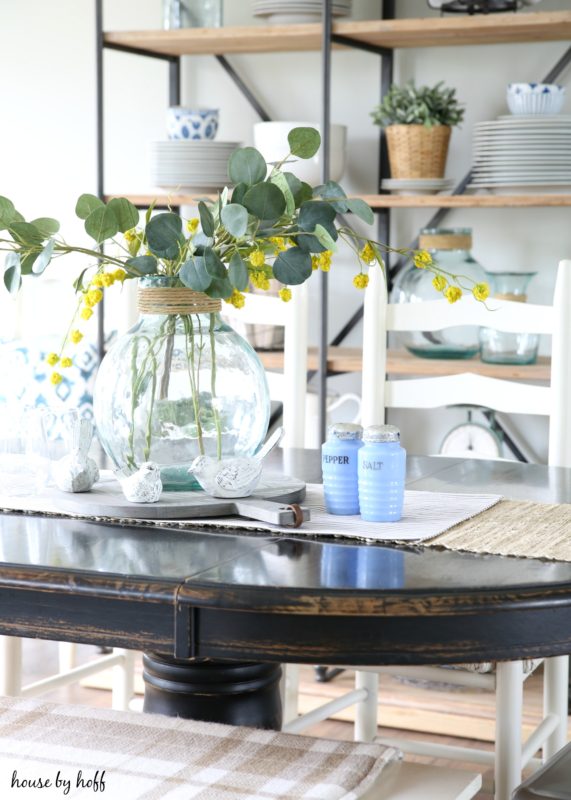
358,425 -> 406,522
321,423 -> 363,515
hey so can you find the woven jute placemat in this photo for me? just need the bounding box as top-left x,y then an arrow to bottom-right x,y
425,498 -> 571,562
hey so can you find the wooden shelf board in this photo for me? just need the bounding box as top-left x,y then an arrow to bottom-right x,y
363,194 -> 571,208
108,193 -> 571,210
258,347 -> 551,381
104,11 -> 571,57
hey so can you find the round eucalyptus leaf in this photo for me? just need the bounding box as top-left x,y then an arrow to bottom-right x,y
9,221 -> 44,246
243,182 -> 286,222
207,277 -> 233,299
288,127 -> 321,159
145,213 -> 183,259
20,251 -> 38,276
204,247 -> 226,279
32,238 -> 55,275
345,198 -> 375,225
313,224 -> 337,252
228,147 -> 267,187
75,193 -> 104,221
3,253 -> 21,294
180,255 -> 212,292
296,181 -> 314,208
273,247 -> 312,286
198,201 -> 215,238
125,255 -> 158,276
107,198 -> 139,233
229,252 -> 249,291
232,183 -> 248,205
270,172 -> 295,216
30,217 -> 60,237
313,181 -> 348,213
0,197 -> 16,229
84,206 -> 119,244
221,204 -> 248,238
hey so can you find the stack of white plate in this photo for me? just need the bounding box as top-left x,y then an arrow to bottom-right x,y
469,115 -> 571,194
150,141 -> 240,192
381,177 -> 454,195
253,0 -> 352,24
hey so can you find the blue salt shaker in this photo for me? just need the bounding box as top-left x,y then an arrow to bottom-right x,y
321,423 -> 363,515
358,425 -> 406,522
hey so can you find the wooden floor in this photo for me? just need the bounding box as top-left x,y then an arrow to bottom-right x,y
20,640 -> 571,800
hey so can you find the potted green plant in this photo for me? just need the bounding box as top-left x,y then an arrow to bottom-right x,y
371,81 -> 465,179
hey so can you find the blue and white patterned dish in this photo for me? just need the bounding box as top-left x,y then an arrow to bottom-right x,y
166,107 -> 219,140
507,83 -> 565,115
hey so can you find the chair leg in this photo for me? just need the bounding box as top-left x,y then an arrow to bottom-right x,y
282,664 -> 300,726
543,655 -> 569,762
58,642 -> 76,674
495,660 -> 523,800
355,670 -> 379,743
0,636 -> 22,696
111,649 -> 136,711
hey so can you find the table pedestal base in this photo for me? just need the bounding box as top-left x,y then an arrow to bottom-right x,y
142,654 -> 282,729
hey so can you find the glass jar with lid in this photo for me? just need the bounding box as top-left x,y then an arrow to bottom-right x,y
390,227 -> 488,359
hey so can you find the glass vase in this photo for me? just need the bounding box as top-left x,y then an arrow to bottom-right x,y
390,228 -> 488,359
480,272 -> 539,365
162,0 -> 223,29
93,277 -> 269,491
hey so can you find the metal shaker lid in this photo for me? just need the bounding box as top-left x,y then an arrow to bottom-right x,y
363,424 -> 400,443
327,423 -> 363,441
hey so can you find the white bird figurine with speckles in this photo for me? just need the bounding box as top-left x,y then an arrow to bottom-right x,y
190,427 -> 284,498
53,415 -> 99,493
117,462 -> 163,503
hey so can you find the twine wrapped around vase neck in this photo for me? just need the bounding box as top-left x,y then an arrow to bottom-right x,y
137,287 -> 222,315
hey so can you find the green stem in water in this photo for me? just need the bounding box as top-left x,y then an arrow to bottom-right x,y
209,313 -> 222,461
183,315 -> 205,456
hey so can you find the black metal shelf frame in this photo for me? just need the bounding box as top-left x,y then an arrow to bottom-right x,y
94,1 -> 571,442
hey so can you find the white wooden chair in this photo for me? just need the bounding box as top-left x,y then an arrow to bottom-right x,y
286,260 -> 571,800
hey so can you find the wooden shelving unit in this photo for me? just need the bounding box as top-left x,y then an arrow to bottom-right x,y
257,347 -> 551,382
105,193 -> 571,209
104,11 -> 571,57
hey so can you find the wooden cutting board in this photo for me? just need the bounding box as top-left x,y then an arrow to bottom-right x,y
55,473 -> 309,526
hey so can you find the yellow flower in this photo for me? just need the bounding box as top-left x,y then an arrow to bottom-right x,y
50,372 -> 63,385
70,330 -> 83,344
91,273 -> 105,287
124,228 -> 137,243
46,352 -> 59,366
360,243 -> 376,265
250,270 -> 270,291
86,289 -> 103,306
353,273 -> 369,290
60,357 -> 73,369
225,289 -> 246,309
270,237 -> 287,252
186,218 -> 199,234
81,307 -> 93,320
432,275 -> 447,292
279,287 -> 292,302
249,250 -> 265,268
472,282 -> 490,302
311,256 -> 320,271
318,251 -> 332,272
99,273 -> 115,287
113,269 -> 127,283
414,250 -> 433,268
445,286 -> 462,304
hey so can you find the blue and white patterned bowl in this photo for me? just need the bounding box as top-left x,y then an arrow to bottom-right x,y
166,107 -> 219,140
507,83 -> 565,115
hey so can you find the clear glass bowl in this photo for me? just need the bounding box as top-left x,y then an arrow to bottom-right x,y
93,279 -> 270,491
390,227 -> 488,359
480,272 -> 539,365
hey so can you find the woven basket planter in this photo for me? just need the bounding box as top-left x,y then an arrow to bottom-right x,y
385,124 -> 451,179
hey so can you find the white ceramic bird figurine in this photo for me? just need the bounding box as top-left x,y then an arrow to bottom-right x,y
117,462 -> 163,503
190,427 -> 284,499
53,414 -> 100,493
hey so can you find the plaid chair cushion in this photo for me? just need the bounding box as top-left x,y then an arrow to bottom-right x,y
0,696 -> 399,799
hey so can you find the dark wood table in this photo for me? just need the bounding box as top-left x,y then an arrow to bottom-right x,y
0,451 -> 571,729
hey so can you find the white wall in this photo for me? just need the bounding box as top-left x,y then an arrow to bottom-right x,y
1,0 -> 569,459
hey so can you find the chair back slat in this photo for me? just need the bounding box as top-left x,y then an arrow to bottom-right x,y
548,259 -> 571,467
387,296 -> 553,335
